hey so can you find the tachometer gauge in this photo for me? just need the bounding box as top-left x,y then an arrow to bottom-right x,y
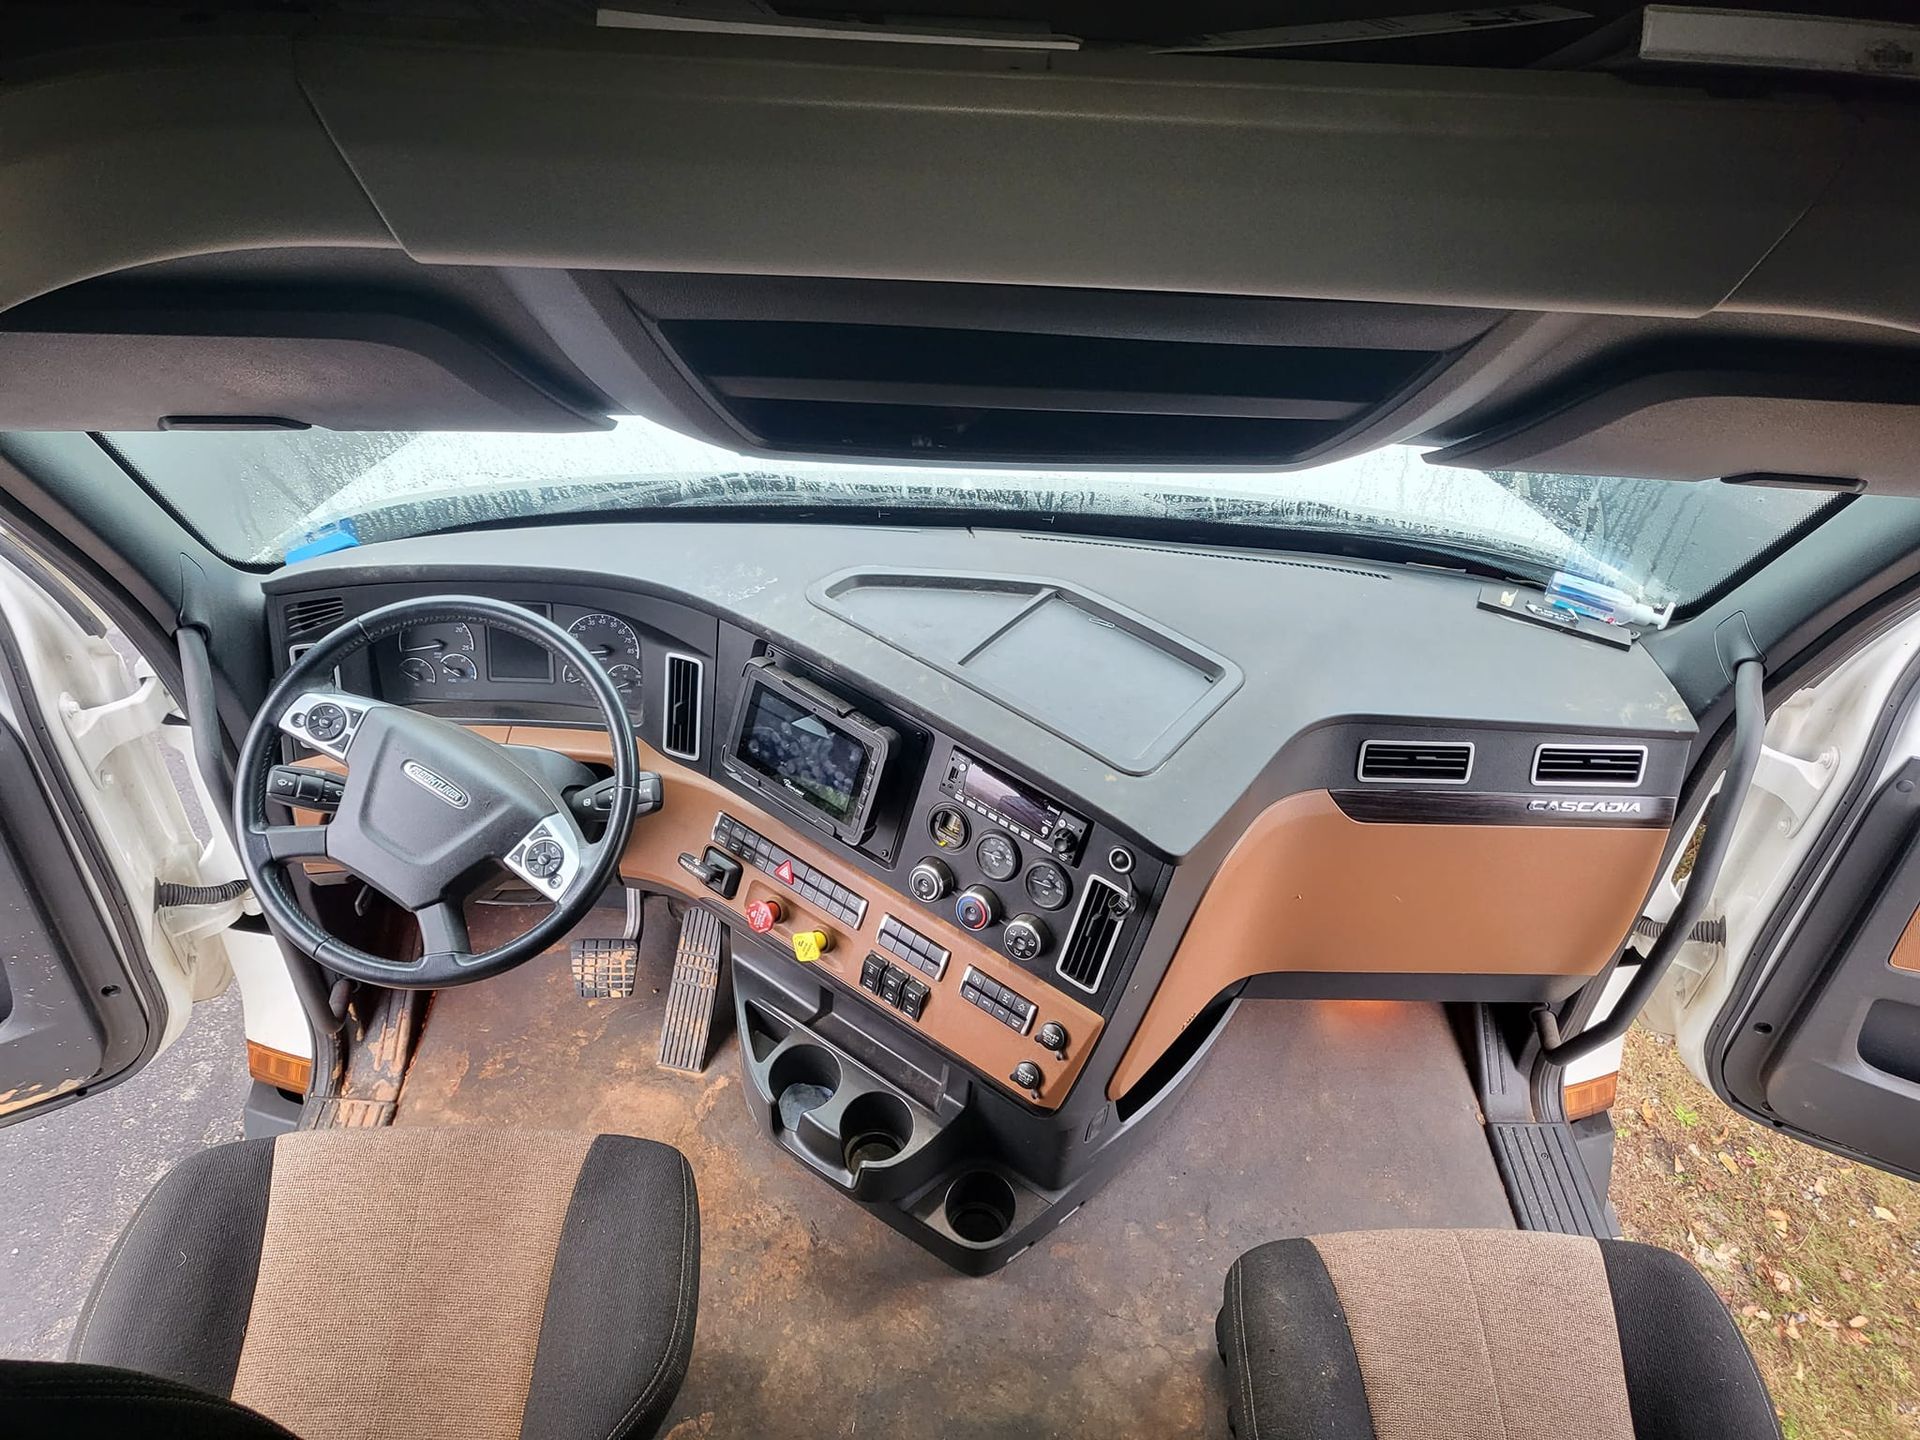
399,621 -> 476,659
399,656 -> 437,685
440,653 -> 478,683
564,614 -> 642,687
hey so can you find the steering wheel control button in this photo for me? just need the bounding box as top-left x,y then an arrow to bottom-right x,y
710,814 -> 868,927
908,857 -> 954,905
876,914 -> 949,980
791,929 -> 831,963
976,832 -> 1020,882
745,898 -> 783,934
928,805 -> 969,850
960,966 -> 1037,1035
304,702 -> 348,743
953,885 -> 999,933
1003,913 -> 1050,962
522,839 -> 565,880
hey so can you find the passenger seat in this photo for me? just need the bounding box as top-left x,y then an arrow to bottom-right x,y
1217,1229 -> 1778,1440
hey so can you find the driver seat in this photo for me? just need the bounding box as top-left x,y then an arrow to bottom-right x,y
9,1128 -> 699,1440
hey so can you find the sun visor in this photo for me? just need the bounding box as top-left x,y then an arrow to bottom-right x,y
0,296 -> 611,433
1425,367 -> 1920,494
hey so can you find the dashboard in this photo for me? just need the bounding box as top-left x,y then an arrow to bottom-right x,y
265,519 -> 1697,1114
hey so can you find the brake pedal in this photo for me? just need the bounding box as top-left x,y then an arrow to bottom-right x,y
571,937 -> 639,999
658,906 -> 725,1074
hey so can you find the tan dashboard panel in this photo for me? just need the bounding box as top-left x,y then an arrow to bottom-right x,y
1106,790 -> 1669,1100
506,727 -> 1102,1111
1890,904 -> 1920,972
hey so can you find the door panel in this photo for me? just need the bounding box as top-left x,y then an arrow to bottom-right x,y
0,718 -> 154,1119
1714,757 -> 1920,1179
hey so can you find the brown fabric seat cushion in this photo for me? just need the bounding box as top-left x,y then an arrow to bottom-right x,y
1217,1229 -> 1780,1440
69,1129 -> 699,1440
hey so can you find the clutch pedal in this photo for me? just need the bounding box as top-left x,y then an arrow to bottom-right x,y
658,906 -> 725,1074
571,937 -> 639,999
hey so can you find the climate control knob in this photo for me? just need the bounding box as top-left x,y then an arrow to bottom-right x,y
908,857 -> 954,905
1003,913 -> 1049,962
953,885 -> 999,932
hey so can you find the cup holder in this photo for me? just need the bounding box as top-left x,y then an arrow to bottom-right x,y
840,1091 -> 914,1174
768,1044 -> 840,1130
944,1171 -> 1018,1245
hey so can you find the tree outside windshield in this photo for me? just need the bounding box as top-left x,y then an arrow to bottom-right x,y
102,417 -> 1838,606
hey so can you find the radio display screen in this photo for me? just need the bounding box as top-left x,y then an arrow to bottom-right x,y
736,681 -> 870,822
963,763 -> 1054,836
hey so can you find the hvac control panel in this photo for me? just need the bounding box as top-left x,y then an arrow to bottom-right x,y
901,744 -> 1160,1007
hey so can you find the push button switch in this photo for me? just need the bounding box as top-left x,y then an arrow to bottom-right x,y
791,929 -> 831,963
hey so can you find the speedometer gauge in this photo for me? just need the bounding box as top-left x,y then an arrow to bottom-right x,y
564,613 -> 643,702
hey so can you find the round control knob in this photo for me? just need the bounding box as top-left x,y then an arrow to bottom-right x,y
1003,913 -> 1049,962
1009,1060 -> 1044,1094
908,857 -> 954,905
522,838 -> 564,881
744,898 -> 783,934
304,702 -> 348,744
1035,1021 -> 1070,1056
953,885 -> 999,932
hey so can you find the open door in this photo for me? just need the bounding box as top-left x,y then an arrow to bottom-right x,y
1687,614 -> 1920,1182
0,534 -> 228,1127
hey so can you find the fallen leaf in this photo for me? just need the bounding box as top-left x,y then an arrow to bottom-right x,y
1766,1208 -> 1790,1222
1813,1176 -> 1828,1197
1871,1205 -> 1897,1222
1674,1156 -> 1686,1175
1640,1100 -> 1657,1125
1770,1268 -> 1795,1294
1785,1318 -> 1801,1341
1849,1315 -> 1869,1328
1839,1265 -> 1856,1282
1719,1152 -> 1742,1176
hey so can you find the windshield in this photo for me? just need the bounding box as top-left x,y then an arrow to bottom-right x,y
100,418 -> 1839,606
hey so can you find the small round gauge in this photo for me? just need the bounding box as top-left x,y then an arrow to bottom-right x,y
399,656 -> 437,685
1024,861 -> 1072,912
605,663 -> 643,704
928,805 -> 970,851
564,613 -> 642,686
440,653 -> 478,683
977,832 -> 1020,882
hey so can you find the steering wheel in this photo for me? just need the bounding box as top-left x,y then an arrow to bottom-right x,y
233,596 -> 639,988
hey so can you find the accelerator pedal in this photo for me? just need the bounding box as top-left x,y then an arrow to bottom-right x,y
658,905 -> 725,1073
571,937 -> 640,999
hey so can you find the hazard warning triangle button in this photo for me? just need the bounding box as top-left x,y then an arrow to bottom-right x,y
775,860 -> 796,886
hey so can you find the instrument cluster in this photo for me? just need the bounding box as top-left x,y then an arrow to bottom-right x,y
377,603 -> 647,712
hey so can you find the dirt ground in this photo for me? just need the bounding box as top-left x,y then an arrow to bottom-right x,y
1613,1027 -> 1920,1440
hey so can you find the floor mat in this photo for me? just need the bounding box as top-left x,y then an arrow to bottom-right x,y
400,912 -> 1511,1439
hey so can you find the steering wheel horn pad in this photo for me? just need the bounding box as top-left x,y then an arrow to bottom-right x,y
234,596 -> 641,988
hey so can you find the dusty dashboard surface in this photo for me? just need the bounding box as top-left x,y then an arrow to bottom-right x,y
267,518 -> 1691,1091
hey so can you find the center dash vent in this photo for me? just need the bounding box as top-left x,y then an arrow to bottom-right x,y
1533,744 -> 1646,788
283,594 -> 344,639
1056,874 -> 1127,994
1356,740 -> 1473,785
662,653 -> 703,761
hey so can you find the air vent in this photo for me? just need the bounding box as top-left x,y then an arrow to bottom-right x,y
1056,874 -> 1127,994
1356,740 -> 1473,785
658,319 -> 1440,466
1533,744 -> 1646,788
282,594 -> 344,639
662,653 -> 703,761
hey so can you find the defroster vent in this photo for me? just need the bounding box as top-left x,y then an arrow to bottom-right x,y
283,594 -> 345,639
1056,874 -> 1127,994
1356,740 -> 1473,784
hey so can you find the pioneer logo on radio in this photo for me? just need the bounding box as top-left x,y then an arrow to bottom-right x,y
1526,797 -> 1647,816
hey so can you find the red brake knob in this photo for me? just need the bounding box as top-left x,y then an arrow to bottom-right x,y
745,899 -> 783,934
